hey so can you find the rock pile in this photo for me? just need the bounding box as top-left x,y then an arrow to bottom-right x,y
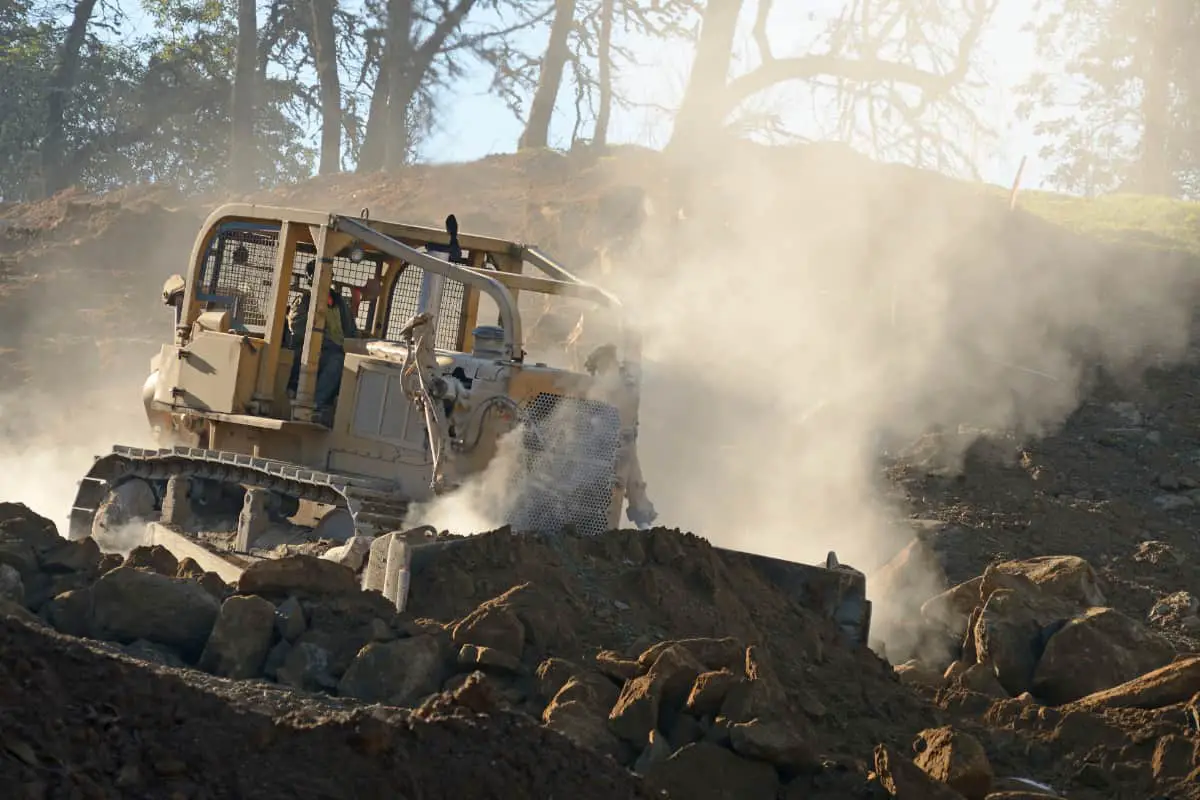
5,498 -> 1200,799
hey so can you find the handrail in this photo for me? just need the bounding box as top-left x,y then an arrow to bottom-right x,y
329,214 -> 524,357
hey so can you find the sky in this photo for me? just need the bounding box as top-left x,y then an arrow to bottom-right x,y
109,0 -> 1052,192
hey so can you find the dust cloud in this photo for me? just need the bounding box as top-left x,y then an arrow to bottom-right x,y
596,143 -> 1197,654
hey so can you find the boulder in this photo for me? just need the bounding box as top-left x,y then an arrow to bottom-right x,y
458,643 -> 521,673
0,563 -> 23,605
993,556 -> 1105,608
720,646 -> 787,724
90,567 -> 220,659
198,595 -> 277,679
644,741 -> 780,800
973,588 -> 1046,696
873,743 -> 966,799
337,635 -> 450,706
1151,735 -> 1197,784
633,729 -> 672,775
0,597 -> 47,628
868,536 -> 952,661
1074,655 -> 1200,710
609,644 -> 706,744
1032,607 -> 1176,704
535,657 -> 582,701
922,577 -> 984,638
912,726 -> 994,799
274,595 -> 307,642
451,601 -> 525,658
39,537 -> 101,575
124,545 -> 179,576
40,588 -> 94,637
729,718 -> 819,773
238,555 -> 358,597
276,641 -> 338,691
595,650 -> 640,682
544,673 -> 624,758
176,558 -> 206,579
958,662 -> 1009,699
637,637 -> 743,672
321,535 -> 373,572
896,661 -> 948,691
0,503 -> 60,552
687,669 -> 741,716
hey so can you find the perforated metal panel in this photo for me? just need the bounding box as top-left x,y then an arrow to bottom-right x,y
198,226 -> 278,327
504,393 -> 622,537
382,264 -> 467,350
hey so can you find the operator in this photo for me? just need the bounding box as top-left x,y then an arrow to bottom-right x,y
286,259 -> 381,421
584,343 -> 658,529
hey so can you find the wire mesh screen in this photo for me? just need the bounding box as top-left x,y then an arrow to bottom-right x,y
383,262 -> 468,351
292,245 -> 384,332
198,226 -> 280,328
504,392 -> 622,537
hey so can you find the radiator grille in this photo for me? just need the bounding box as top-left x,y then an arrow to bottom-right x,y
504,392 -> 622,537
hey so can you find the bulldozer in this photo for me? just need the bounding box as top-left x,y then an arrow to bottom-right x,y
66,203 -> 873,644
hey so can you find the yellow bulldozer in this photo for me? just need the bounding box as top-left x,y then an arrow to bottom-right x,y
66,203 -> 872,644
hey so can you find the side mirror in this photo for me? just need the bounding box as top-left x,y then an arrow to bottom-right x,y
162,274 -> 186,307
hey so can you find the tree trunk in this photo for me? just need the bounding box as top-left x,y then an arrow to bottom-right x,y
229,0 -> 258,190
593,0 -> 614,147
519,0 -> 578,150
41,0 -> 98,196
382,0 -> 415,170
668,0 -> 743,150
358,48 -> 390,172
309,0 -> 342,174
1137,0 -> 1176,195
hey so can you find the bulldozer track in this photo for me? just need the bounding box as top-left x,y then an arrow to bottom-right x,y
69,445 -> 411,541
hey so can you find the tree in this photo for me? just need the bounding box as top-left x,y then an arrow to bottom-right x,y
669,0 -> 998,176
1018,0 -> 1198,197
519,0 -> 578,149
41,0 -> 98,195
229,0 -> 258,189
308,0 -> 342,174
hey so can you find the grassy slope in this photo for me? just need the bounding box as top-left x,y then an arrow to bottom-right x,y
1012,188 -> 1200,257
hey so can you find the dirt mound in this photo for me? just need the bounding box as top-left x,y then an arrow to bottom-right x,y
0,614 -> 652,799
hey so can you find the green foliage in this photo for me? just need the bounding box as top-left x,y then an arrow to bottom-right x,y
1017,0 -> 1199,197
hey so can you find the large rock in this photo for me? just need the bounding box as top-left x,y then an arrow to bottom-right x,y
1074,655 -> 1200,710
1032,607 -> 1176,704
993,556 -> 1105,608
643,741 -> 780,800
720,646 -> 788,724
637,637 -> 743,672
972,588 -> 1046,697
124,545 -> 179,576
39,537 -> 101,575
543,672 -> 624,758
237,555 -> 358,597
198,595 -> 277,679
90,566 -> 220,659
321,535 -> 373,572
729,718 -> 819,773
686,669 -> 740,716
912,726 -> 994,799
451,602 -> 525,658
922,577 -> 984,639
609,644 -> 705,744
337,635 -> 450,706
0,563 -> 23,605
0,503 -> 59,582
874,744 -> 966,799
